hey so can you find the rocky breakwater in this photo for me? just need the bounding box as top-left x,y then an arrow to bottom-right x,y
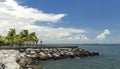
0,50 -> 40,69
25,47 -> 100,60
0,47 -> 99,69
0,50 -> 20,69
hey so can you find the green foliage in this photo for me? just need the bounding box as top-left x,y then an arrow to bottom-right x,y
0,28 -> 39,46
0,35 -> 5,45
29,32 -> 39,42
5,28 -> 16,45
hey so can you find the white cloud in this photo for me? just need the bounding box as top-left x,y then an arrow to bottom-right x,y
0,0 -> 66,23
0,0 -> 89,43
96,29 -> 110,40
67,34 -> 89,40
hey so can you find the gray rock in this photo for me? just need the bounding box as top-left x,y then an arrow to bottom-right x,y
38,52 -> 48,60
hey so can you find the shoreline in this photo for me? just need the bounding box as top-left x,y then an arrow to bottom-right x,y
0,46 -> 99,69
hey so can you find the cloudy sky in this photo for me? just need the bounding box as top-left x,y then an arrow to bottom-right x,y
0,0 -> 120,44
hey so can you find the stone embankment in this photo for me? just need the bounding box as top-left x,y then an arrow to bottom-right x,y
0,50 -> 20,69
0,47 -> 99,69
0,50 -> 40,69
25,47 -> 99,60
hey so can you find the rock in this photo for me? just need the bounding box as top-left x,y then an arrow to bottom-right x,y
52,53 -> 60,59
19,49 -> 25,52
24,47 -> 100,60
38,52 -> 48,60
4,48 -> 101,69
35,49 -> 41,53
27,64 -> 41,69
0,63 -> 5,69
90,52 -> 100,56
26,54 -> 37,59
0,47 -> 100,69
4,62 -> 20,69
30,50 -> 36,54
0,52 -> 20,69
47,53 -> 53,59
0,49 -> 42,69
78,48 -> 84,52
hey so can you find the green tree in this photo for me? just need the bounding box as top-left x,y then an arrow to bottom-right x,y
29,32 -> 39,46
0,35 -> 5,45
14,34 -> 21,45
3,28 -> 39,46
19,29 -> 29,45
5,28 -> 17,46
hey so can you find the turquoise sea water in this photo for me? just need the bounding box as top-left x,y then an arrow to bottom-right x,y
39,44 -> 120,69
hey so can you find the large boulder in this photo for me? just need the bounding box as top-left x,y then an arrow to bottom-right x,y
47,53 -> 53,59
0,50 -> 21,69
38,52 -> 48,60
0,57 -> 20,69
52,53 -> 60,59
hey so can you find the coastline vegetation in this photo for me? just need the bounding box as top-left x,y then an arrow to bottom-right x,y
0,28 -> 39,46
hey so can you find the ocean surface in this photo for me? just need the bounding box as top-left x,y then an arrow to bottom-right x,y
38,44 -> 120,69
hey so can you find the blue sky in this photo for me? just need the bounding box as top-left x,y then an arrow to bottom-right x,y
21,0 -> 120,43
21,0 -> 120,29
21,1 -> 119,28
0,0 -> 120,43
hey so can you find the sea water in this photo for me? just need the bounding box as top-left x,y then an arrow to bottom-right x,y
38,44 -> 120,69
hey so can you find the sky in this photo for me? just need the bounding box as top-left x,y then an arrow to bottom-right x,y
0,0 -> 120,44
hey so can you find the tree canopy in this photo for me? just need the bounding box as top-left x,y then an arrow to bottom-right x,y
0,28 -> 39,46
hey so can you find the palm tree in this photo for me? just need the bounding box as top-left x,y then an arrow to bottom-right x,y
14,34 -> 21,45
4,28 -> 39,46
5,28 -> 17,46
0,35 -> 5,45
29,32 -> 39,46
19,29 -> 29,46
